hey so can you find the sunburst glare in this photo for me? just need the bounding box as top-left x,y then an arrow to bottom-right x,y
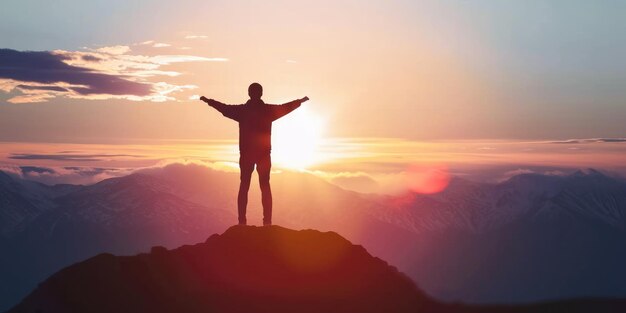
272,105 -> 325,169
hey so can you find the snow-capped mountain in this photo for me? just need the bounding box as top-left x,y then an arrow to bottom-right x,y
1,164 -> 626,310
366,170 -> 626,234
363,170 -> 626,303
0,164 -> 399,311
0,171 -> 79,237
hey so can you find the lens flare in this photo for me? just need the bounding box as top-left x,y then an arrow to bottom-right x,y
406,164 -> 450,194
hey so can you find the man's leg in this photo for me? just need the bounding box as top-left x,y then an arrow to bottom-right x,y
238,155 -> 254,225
257,153 -> 272,226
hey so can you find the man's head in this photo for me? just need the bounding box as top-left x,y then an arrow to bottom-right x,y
248,83 -> 263,100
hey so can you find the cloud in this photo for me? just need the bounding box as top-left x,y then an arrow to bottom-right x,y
17,84 -> 69,92
152,43 -> 171,48
549,138 -> 626,144
94,45 -> 131,55
498,168 -> 536,182
0,165 -> 24,178
149,55 -> 228,63
307,170 -> 395,194
81,54 -> 102,62
8,153 -> 140,162
497,168 -> 569,183
329,173 -> 380,193
0,46 -> 227,103
0,49 -> 151,102
0,164 -> 135,185
184,35 -> 208,39
20,166 -> 56,174
147,159 -> 240,173
3,161 -> 242,185
595,138 -> 626,143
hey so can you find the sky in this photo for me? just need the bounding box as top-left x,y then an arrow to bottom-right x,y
1,0 -> 625,191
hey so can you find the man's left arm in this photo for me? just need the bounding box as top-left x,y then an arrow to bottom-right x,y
270,96 -> 309,121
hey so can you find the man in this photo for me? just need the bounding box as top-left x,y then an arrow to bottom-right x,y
200,83 -> 309,226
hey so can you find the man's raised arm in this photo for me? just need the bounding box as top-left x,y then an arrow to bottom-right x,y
200,96 -> 241,121
270,96 -> 309,121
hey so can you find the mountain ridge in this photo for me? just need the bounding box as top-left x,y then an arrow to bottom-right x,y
2,164 -> 626,309
8,225 -> 626,313
8,225 -> 429,313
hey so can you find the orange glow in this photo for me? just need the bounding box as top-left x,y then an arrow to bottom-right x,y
272,106 -> 326,169
406,164 -> 450,194
2,139 -> 626,194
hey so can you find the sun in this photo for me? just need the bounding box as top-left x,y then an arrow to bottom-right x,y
271,106 -> 325,169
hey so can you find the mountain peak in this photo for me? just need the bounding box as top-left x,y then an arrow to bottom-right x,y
9,225 -> 427,313
0,169 -> 15,184
571,168 -> 605,178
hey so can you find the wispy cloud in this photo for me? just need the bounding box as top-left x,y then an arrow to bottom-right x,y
94,45 -> 131,55
548,138 -> 626,144
184,35 -> 208,39
9,153 -> 140,162
0,49 -> 151,103
2,139 -> 626,188
0,161 -> 237,186
0,44 -> 227,103
496,168 -> 570,183
0,164 -> 134,185
152,42 -> 171,48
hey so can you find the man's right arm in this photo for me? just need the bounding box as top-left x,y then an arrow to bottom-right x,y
200,96 -> 241,121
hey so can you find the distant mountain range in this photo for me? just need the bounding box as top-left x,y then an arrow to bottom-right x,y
1,164 -> 626,310
365,169 -> 626,303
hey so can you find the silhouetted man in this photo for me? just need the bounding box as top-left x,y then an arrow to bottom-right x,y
200,83 -> 308,226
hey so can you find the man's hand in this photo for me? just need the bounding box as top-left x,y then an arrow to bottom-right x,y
300,96 -> 309,103
199,96 -> 215,106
